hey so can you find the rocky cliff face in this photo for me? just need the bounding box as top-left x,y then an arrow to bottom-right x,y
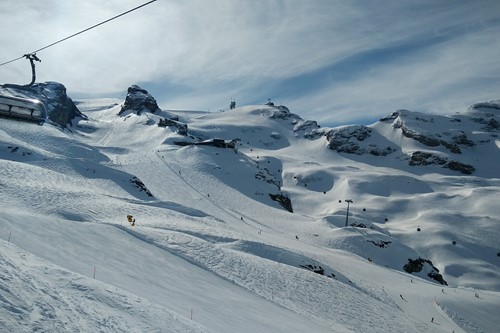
385,110 -> 476,154
311,101 -> 499,175
0,81 -> 86,127
119,85 -> 160,116
323,125 -> 397,156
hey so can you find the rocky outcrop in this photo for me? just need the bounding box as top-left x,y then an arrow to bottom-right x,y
468,102 -> 499,131
269,193 -> 293,213
409,151 -> 447,166
1,81 -> 86,127
384,110 -> 480,154
367,240 -> 392,248
130,176 -> 153,197
294,120 -> 320,133
445,161 -> 475,174
451,132 -> 475,147
471,117 -> 499,131
471,101 -> 500,111
403,257 -> 448,285
325,125 -> 396,156
269,105 -> 301,121
196,139 -> 238,148
119,85 -> 160,115
325,126 -> 371,154
255,167 -> 280,190
158,118 -> 188,135
395,118 -> 466,153
299,264 -> 337,278
173,138 -> 238,148
409,151 -> 475,174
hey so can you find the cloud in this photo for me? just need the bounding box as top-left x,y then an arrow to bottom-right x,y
1,0 -> 499,124
286,20 -> 500,126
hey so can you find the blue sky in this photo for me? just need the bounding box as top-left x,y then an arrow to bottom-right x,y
1,0 -> 499,126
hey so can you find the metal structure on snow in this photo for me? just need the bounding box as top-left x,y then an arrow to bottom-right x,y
0,0 -> 158,125
0,94 -> 47,123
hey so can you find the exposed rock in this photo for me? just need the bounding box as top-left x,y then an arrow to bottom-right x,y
294,120 -> 320,133
471,101 -> 500,111
379,111 -> 402,122
173,138 -> 239,149
255,167 -> 280,189
367,145 -> 397,156
445,161 -> 475,174
409,151 -> 475,174
324,125 -> 396,156
172,141 -> 192,147
196,139 -> 238,149
119,85 -> 160,115
399,124 -> 441,147
486,118 -> 499,131
130,176 -> 153,197
428,272 -> 448,286
158,118 -> 188,135
452,132 -> 475,147
387,111 -> 482,153
471,117 -> 499,131
269,105 -> 301,121
403,257 -> 448,285
409,151 -> 447,166
439,141 -> 461,154
299,264 -> 335,278
325,126 -> 371,154
303,128 -> 325,139
269,193 -> 293,213
300,264 -> 323,275
367,240 -> 392,248
1,81 -> 86,127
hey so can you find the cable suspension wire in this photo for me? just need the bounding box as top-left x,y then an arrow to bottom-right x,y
0,0 -> 157,67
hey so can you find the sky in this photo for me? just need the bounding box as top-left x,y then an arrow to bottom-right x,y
0,0 -> 499,126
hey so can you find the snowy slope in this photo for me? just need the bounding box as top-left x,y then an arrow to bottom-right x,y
1,98 -> 499,332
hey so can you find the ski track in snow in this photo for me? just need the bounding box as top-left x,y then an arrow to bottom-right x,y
1,100 -> 499,332
0,241 -> 212,333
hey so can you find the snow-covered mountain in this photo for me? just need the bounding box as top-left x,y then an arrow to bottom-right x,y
1,84 -> 499,332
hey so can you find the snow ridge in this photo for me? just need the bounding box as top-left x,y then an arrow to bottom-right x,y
1,90 -> 499,332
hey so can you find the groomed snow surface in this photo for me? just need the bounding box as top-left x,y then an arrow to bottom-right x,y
1,100 -> 499,332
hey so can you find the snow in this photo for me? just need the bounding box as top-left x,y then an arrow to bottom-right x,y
1,99 -> 499,332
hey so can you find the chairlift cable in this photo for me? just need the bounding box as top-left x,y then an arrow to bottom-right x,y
0,0 -> 157,67
0,56 -> 25,67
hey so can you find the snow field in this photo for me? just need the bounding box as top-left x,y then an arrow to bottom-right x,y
1,100 -> 499,332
